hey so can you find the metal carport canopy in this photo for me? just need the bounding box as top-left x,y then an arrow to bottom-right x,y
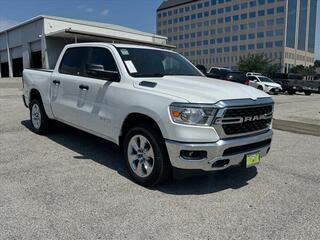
45,28 -> 176,49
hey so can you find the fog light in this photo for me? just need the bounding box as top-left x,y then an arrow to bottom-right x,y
180,150 -> 207,160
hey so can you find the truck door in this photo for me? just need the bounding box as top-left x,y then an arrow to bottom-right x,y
50,47 -> 90,127
75,47 -> 120,139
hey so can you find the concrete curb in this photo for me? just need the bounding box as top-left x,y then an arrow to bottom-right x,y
273,119 -> 320,137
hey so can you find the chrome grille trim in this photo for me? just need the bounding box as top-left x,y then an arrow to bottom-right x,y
211,98 -> 274,139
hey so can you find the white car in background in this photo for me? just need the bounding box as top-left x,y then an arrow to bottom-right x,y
247,75 -> 282,94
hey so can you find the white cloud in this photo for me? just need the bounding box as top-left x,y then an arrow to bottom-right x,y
85,7 -> 94,13
101,9 -> 109,16
0,18 -> 18,32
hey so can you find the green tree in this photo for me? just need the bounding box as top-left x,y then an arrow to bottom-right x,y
237,54 -> 279,74
314,60 -> 320,68
290,65 -> 316,75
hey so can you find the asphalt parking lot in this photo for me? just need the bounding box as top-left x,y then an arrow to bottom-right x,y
1,78 -> 320,239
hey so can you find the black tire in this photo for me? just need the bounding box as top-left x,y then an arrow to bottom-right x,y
257,86 -> 263,91
304,91 -> 312,96
123,125 -> 171,187
288,89 -> 296,95
29,99 -> 50,135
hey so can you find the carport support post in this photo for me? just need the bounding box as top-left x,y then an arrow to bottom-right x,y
41,28 -> 49,69
5,31 -> 13,78
22,42 -> 31,70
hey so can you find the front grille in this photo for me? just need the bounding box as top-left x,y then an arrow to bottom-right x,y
220,105 -> 273,135
223,105 -> 273,118
223,139 -> 272,156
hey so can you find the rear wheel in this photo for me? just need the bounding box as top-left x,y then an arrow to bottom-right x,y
304,91 -> 312,96
288,89 -> 296,95
257,85 -> 263,91
29,99 -> 50,134
123,125 -> 171,187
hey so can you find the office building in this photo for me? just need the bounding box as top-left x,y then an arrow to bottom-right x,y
157,0 -> 317,72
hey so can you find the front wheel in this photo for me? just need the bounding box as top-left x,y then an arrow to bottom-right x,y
30,99 -> 50,134
123,125 -> 171,187
304,91 -> 312,96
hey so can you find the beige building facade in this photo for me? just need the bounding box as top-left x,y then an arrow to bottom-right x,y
157,0 -> 317,73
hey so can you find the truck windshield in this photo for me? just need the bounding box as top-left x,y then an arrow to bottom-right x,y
116,47 -> 202,77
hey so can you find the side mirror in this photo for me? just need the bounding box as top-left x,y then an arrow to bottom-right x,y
195,64 -> 207,75
86,64 -> 120,82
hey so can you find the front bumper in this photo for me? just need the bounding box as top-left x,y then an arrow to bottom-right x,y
266,86 -> 282,94
165,130 -> 273,171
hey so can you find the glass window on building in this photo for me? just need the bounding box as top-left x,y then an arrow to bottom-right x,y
249,12 -> 256,18
225,6 -> 231,12
266,42 -> 273,48
257,43 -> 264,49
276,18 -> 284,24
267,8 -> 274,15
233,15 -> 239,21
275,29 -> 284,36
266,30 -> 273,37
241,13 -> 248,19
233,4 -> 240,11
249,22 -> 256,29
275,41 -> 283,47
241,2 -> 248,9
286,0 -> 297,48
267,19 -> 274,26
258,20 -> 265,27
298,0 -> 307,50
258,10 -> 265,16
232,35 -> 238,41
218,8 -> 224,14
233,25 -> 239,31
240,24 -> 247,30
248,33 -> 255,39
225,16 -> 231,22
240,34 -> 247,40
240,45 -> 246,51
218,18 -> 224,23
257,32 -> 264,38
250,1 -> 257,7
258,0 -> 266,5
232,46 -> 238,52
308,0 -> 317,52
248,44 -> 255,50
277,6 -> 285,13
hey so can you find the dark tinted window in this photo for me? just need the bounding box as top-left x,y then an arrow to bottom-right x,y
227,72 -> 246,83
88,47 -> 117,72
59,47 -> 89,75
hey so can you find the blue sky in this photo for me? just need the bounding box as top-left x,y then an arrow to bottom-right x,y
0,0 -> 319,59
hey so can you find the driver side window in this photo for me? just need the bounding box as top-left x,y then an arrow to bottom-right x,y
88,47 -> 117,72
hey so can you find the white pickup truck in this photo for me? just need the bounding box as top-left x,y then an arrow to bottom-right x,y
22,43 -> 274,186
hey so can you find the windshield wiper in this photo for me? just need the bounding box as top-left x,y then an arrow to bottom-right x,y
132,73 -> 164,78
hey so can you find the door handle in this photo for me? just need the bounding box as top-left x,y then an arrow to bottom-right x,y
79,84 -> 89,90
53,80 -> 60,85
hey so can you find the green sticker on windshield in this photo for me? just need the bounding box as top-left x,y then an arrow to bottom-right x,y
120,49 -> 129,55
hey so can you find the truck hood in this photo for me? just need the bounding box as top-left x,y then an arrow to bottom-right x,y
262,82 -> 282,88
134,76 -> 270,103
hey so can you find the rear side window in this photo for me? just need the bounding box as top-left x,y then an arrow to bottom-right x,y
87,47 -> 117,72
59,47 -> 89,75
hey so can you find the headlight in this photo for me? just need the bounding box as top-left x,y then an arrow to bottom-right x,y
169,103 -> 217,125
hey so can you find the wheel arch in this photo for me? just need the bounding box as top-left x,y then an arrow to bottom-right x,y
119,112 -> 164,150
